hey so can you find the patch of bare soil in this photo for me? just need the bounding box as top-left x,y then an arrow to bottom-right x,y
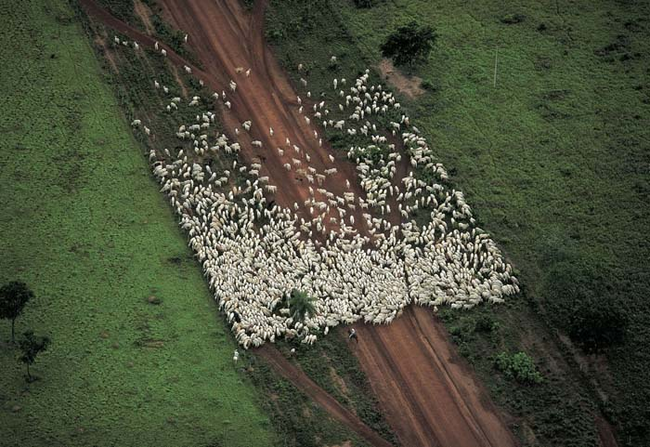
133,0 -> 155,35
377,58 -> 424,99
521,422 -> 537,445
557,333 -> 617,403
169,63 -> 189,99
596,416 -> 618,447
329,366 -> 351,401
94,35 -> 119,73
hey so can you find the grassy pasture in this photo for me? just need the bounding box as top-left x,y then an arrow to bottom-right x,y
0,1 -> 277,446
265,0 -> 650,445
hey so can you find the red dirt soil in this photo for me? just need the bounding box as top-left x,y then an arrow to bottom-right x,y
353,306 -> 517,447
80,1 -> 520,446
158,0 -> 375,238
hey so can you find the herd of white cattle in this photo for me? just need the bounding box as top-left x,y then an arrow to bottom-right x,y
120,37 -> 519,349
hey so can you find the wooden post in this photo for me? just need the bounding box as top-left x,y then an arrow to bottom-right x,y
493,46 -> 499,88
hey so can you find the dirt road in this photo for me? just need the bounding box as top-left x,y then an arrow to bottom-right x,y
155,2 -> 518,445
353,306 -> 517,447
158,0 -> 375,238
80,1 -> 519,446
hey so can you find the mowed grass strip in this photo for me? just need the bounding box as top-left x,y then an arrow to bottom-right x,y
0,1 -> 276,446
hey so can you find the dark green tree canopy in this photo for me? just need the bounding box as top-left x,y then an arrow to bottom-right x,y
287,289 -> 316,324
543,262 -> 628,354
569,296 -> 628,354
0,281 -> 33,342
18,330 -> 50,380
381,21 -> 437,67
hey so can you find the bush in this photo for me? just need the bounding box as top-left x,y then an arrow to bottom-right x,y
500,13 -> 525,25
474,315 -> 498,333
494,351 -> 543,384
569,297 -> 628,354
353,0 -> 377,7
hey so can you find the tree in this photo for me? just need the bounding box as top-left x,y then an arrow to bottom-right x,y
0,281 -> 34,342
18,330 -> 50,382
287,289 -> 316,324
381,21 -> 437,67
569,297 -> 628,354
542,260 -> 628,354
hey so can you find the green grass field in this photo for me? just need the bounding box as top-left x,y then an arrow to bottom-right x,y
266,0 -> 650,445
0,1 -> 277,446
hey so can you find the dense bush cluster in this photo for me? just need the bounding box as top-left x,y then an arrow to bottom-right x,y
494,351 -> 543,384
542,259 -> 628,354
353,0 -> 377,8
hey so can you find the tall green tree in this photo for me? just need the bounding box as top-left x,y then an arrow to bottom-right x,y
18,330 -> 50,382
569,297 -> 628,354
0,281 -> 33,342
543,261 -> 628,353
381,21 -> 437,67
288,289 -> 316,324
